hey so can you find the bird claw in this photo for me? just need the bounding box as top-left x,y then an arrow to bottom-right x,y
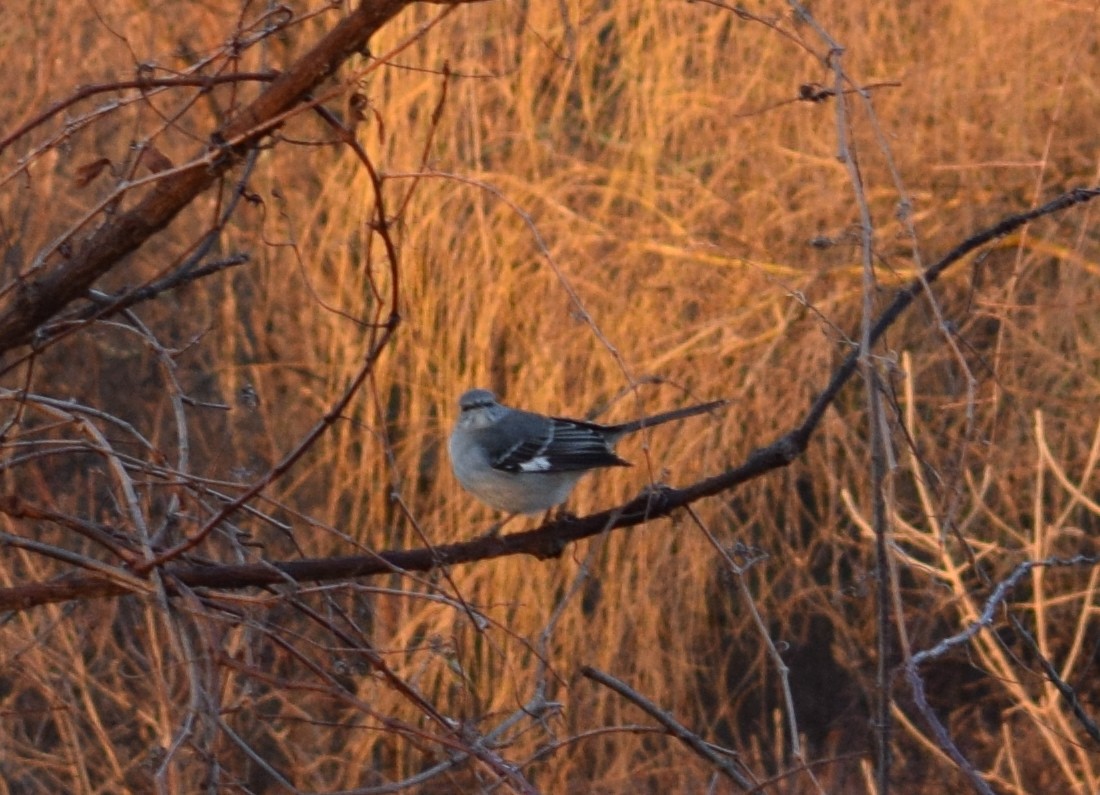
637,482 -> 674,507
483,514 -> 517,538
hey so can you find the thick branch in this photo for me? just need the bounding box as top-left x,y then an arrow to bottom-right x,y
0,197 -> 1096,613
0,0 -> 414,354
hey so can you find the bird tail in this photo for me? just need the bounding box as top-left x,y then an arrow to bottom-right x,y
613,399 -> 727,436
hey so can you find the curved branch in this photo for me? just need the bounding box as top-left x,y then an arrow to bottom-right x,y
0,195 -> 1095,613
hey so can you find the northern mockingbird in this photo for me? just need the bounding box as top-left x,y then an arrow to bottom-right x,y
448,388 -> 725,515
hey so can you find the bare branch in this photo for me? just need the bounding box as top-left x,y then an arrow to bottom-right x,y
1,187 -> 1098,611
582,665 -> 756,790
0,0 -> 416,355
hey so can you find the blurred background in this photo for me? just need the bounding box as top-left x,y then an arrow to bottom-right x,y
0,1 -> 1098,792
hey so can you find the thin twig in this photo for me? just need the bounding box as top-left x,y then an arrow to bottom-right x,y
684,507 -> 811,780
903,555 -> 1100,795
582,665 -> 756,790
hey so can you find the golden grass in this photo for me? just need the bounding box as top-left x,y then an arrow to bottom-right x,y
0,0 -> 1098,792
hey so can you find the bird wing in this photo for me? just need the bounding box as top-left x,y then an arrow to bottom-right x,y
487,415 -> 631,473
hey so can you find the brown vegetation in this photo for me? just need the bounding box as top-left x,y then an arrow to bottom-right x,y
0,1 -> 1098,792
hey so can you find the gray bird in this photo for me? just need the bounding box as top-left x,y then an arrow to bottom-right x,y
448,388 -> 725,515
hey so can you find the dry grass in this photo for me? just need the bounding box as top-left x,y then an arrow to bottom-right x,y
0,0 -> 1099,792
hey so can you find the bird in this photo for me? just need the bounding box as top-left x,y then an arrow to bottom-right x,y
448,388 -> 725,516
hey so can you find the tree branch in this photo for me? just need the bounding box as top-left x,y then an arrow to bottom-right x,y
0,0 -> 417,355
0,187 -> 1095,613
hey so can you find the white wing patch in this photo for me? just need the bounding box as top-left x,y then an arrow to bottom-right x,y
518,456 -> 553,472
